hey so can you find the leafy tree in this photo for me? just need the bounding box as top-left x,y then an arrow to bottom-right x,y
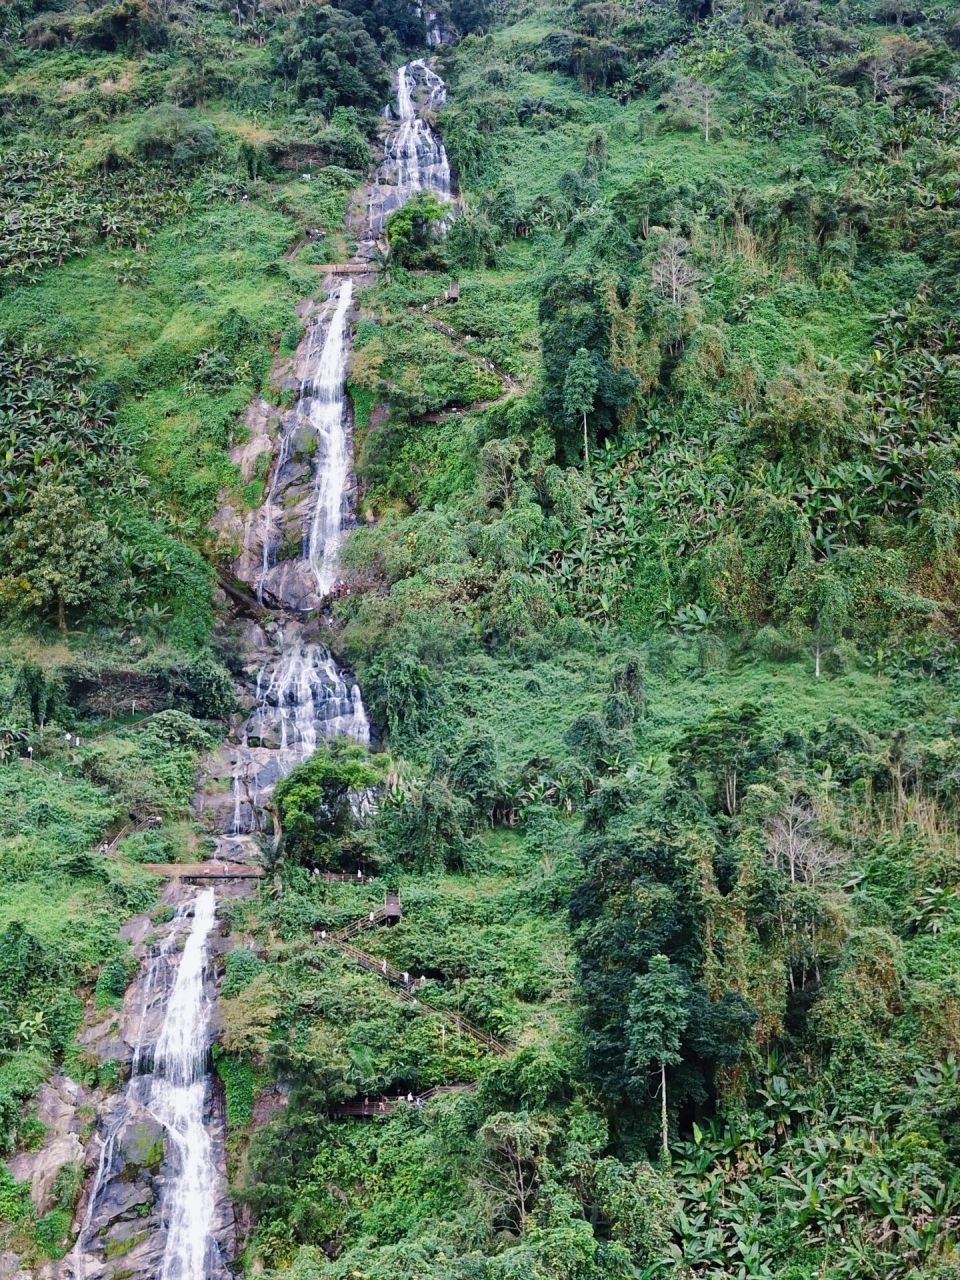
626,955 -> 689,1153
450,0 -> 489,35
670,703 -> 772,816
611,168 -> 696,239
563,348 -> 599,475
276,6 -> 389,114
449,728 -> 502,826
0,482 -> 124,632
132,105 -> 218,168
539,270 -> 636,463
788,562 -> 851,677
373,773 -> 472,872
386,191 -> 449,268
274,740 -> 381,867
477,1111 -> 555,1234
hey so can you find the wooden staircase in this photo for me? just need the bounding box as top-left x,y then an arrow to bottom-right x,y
316,893 -> 512,1056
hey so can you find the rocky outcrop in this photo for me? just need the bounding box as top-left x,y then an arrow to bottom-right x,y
64,1090 -> 234,1280
0,1254 -> 31,1280
7,1079 -> 90,1218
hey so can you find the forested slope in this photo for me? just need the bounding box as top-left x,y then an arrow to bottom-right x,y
2,0 -> 960,1277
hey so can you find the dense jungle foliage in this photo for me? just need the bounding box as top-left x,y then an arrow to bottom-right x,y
3,0 -> 960,1276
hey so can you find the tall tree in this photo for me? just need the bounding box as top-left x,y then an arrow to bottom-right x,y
563,347 -> 599,475
626,955 -> 689,1154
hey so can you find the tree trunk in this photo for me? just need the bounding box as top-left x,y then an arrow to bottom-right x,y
815,643 -> 821,678
660,1060 -> 669,1155
57,593 -> 66,633
582,410 -> 590,476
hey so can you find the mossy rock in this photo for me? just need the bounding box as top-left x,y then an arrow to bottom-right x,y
104,1228 -> 151,1259
118,1117 -> 164,1173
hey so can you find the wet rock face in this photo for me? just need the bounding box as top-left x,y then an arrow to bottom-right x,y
63,1094 -> 234,1280
0,1254 -> 31,1280
215,289 -> 363,616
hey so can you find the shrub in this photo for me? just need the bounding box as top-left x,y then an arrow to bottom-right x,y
132,105 -> 218,169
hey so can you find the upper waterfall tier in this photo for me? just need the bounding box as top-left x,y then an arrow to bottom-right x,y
225,59 -> 453,610
240,280 -> 356,615
369,60 -> 453,233
226,630 -> 369,836
209,58 -> 453,834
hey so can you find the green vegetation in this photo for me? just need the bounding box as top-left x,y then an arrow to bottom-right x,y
3,0 -> 960,1277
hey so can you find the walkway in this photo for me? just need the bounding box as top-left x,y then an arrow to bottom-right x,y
334,1083 -> 477,1118
144,862 -> 264,880
316,897 -> 512,1056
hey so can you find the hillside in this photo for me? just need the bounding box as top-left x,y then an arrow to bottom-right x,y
2,0 -> 960,1278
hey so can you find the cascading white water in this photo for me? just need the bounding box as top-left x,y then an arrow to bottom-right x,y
380,60 -> 452,210
254,424 -> 293,605
68,893 -> 223,1280
66,1129 -> 117,1280
230,63 -> 453,833
233,279 -> 367,834
252,282 -> 354,607
306,280 -> 354,596
140,890 -> 219,1280
251,638 -> 369,754
229,634 -> 369,835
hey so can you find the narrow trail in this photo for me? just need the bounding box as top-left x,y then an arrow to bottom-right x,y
316,896 -> 514,1056
335,1083 -> 478,1118
394,297 -> 526,421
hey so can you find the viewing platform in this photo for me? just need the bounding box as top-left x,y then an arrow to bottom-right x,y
321,262 -> 381,275
144,862 -> 264,880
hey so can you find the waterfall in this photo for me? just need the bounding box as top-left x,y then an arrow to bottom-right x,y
67,892 -> 224,1280
249,639 -> 369,755
229,634 -> 369,835
306,280 -> 354,596
232,279 -> 366,835
377,60 -> 452,220
226,63 -> 454,832
254,281 -> 355,607
254,426 -> 292,605
425,11 -> 442,47
141,890 -> 219,1280
65,1129 -> 117,1280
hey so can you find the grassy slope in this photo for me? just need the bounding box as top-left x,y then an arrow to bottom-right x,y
2,1 -> 960,1276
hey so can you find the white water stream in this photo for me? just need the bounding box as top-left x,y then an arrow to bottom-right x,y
306,279 -> 354,596
68,892 -> 222,1280
229,635 -> 369,834
71,51 -> 453,1280
142,890 -> 219,1280
384,59 -> 452,203
229,58 -> 451,834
